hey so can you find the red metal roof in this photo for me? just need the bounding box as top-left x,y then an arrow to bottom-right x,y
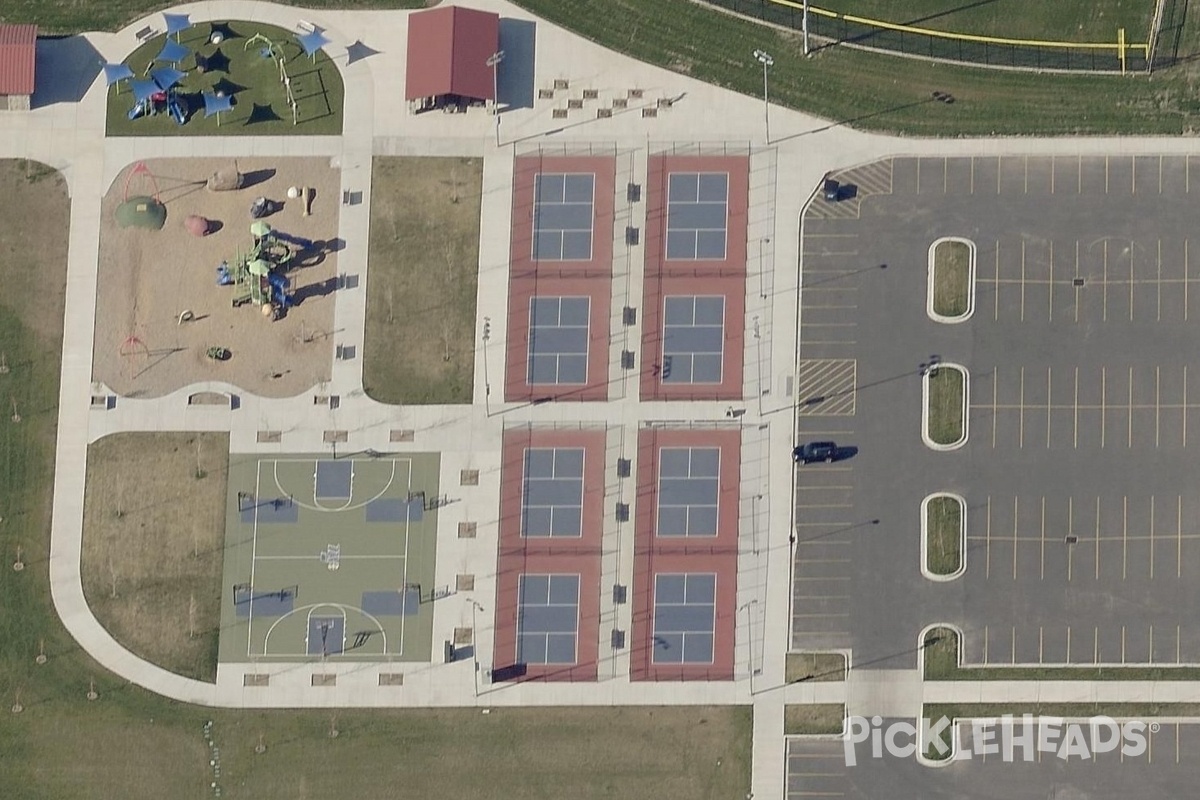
405,6 -> 499,102
0,24 -> 36,96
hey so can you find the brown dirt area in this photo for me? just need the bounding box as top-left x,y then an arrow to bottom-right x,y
81,432 -> 229,682
364,157 -> 481,404
93,158 -> 340,398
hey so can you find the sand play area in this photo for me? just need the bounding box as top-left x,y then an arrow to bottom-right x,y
94,157 -> 340,398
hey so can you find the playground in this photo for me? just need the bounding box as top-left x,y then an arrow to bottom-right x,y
93,157 -> 341,397
105,20 -> 345,136
218,452 -> 441,663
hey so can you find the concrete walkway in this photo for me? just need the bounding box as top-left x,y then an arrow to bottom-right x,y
13,2 -> 1200,799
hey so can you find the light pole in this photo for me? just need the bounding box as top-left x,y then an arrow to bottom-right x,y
470,600 -> 485,697
487,50 -> 505,146
752,49 -> 773,144
481,316 -> 491,416
740,599 -> 760,693
803,0 -> 811,55
753,316 -> 763,416
758,236 -> 770,300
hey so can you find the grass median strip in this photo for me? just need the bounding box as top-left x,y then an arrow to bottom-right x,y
785,705 -> 845,736
925,496 -> 962,576
785,652 -> 847,683
923,627 -> 1200,680
926,366 -> 965,446
932,240 -> 971,317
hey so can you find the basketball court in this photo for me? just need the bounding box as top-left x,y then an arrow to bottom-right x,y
218,452 -> 440,663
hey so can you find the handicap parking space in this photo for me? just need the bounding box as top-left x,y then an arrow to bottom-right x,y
797,154 -> 1200,668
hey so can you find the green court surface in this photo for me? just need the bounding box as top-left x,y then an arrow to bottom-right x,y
219,453 -> 440,663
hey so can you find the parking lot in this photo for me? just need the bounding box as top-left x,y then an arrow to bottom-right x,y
795,155 -> 1200,667
787,720 -> 1200,799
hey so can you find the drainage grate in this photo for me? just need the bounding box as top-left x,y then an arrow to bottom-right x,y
1073,278 -> 1085,287
1065,535 -> 1079,544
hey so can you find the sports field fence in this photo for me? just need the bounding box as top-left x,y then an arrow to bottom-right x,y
702,0 -> 1153,73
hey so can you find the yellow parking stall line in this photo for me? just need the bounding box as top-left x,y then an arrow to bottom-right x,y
1048,241 -> 1054,321
1050,156 -> 1055,194
983,624 -> 990,663
1158,239 -> 1163,321
1065,626 -> 1072,663
1011,627 -> 1017,664
1178,496 -> 1184,579
1046,367 -> 1052,448
1078,156 -> 1083,194
1039,627 -> 1044,662
1020,240 -> 1027,321
789,753 -> 846,760
1123,495 -> 1129,581
1024,156 -> 1029,194
994,242 -> 1001,320
1080,239 -> 1089,323
1132,156 -> 1137,194
1094,627 -> 1100,663
1150,495 -> 1156,580
1103,239 -> 1110,321
1040,496 -> 1046,579
1012,496 -> 1019,580
1019,367 -> 1026,448
1073,368 -> 1079,448
1067,497 -> 1074,581
985,496 -> 992,579
1101,367 -> 1107,448
992,366 -> 999,448
916,156 -> 921,194
1128,366 -> 1134,448
1130,246 -> 1135,322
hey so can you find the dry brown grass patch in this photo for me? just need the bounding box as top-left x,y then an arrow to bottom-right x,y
364,157 -> 482,404
81,432 -> 228,681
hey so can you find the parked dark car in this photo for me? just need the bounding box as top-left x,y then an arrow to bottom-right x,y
793,441 -> 838,464
822,178 -> 840,201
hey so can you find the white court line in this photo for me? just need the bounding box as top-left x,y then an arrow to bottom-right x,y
1129,367 -> 1135,448
1123,496 -> 1129,581
1040,496 -> 1046,580
1074,368 -> 1079,448
985,496 -> 992,579
1096,497 -> 1102,580
1012,496 -> 1019,580
247,462 -> 263,658
1067,497 -> 1074,581
1046,367 -> 1052,448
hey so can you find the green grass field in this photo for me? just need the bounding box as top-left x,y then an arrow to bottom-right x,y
510,0 -> 1200,136
810,0 -> 1153,41
0,0 -> 423,35
106,22 -> 344,136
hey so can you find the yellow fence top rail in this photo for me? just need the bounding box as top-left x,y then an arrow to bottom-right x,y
768,0 -> 1150,53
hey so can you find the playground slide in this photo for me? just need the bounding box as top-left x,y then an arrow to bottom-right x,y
271,231 -> 315,250
168,97 -> 186,126
128,98 -> 149,121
